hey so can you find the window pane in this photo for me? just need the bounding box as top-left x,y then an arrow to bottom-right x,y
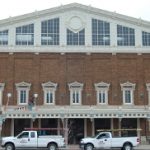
20,90 -> 27,103
0,30 -> 8,45
16,24 -> 34,45
117,25 -> 135,46
72,91 -> 80,104
92,19 -> 110,46
99,91 -> 106,103
142,31 -> 150,46
41,18 -> 59,45
125,90 -> 131,103
46,91 -> 53,104
67,29 -> 85,45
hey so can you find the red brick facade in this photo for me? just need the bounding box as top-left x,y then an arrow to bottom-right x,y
1,53 -> 150,106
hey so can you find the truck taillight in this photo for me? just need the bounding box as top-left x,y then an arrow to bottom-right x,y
137,138 -> 140,143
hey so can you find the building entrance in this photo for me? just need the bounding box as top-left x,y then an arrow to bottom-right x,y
68,119 -> 84,144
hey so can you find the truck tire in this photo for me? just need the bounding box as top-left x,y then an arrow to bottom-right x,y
123,143 -> 133,150
48,143 -> 57,150
5,143 -> 14,150
85,144 -> 94,150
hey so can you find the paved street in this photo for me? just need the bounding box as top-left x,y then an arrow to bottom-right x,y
0,145 -> 149,150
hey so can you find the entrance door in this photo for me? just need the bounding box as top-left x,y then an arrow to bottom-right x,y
68,119 -> 84,144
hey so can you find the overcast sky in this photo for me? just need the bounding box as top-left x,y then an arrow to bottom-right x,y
1,0 -> 150,21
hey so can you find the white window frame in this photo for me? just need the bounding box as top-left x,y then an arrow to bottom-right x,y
42,81 -> 57,105
16,82 -> 31,105
95,82 -> 110,105
68,81 -> 83,105
0,83 -> 5,105
121,82 -> 135,105
146,83 -> 150,105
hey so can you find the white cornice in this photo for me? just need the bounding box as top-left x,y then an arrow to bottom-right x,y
15,81 -> 31,90
68,81 -> 84,90
95,82 -> 110,91
42,81 -> 57,90
120,81 -> 136,90
0,46 -> 150,53
0,3 -> 150,28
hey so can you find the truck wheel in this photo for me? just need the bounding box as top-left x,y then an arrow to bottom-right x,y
123,143 -> 132,150
85,144 -> 93,150
48,143 -> 57,150
5,143 -> 14,150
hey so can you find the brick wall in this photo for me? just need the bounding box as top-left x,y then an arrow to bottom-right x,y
0,52 -> 150,106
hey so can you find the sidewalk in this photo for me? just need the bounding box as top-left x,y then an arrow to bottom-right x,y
67,144 -> 150,150
135,144 -> 150,150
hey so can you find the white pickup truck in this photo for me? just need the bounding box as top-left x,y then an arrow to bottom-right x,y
80,132 -> 140,150
1,130 -> 65,150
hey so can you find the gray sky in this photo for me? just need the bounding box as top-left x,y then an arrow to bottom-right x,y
1,0 -> 150,21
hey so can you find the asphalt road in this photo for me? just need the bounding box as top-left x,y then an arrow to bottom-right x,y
0,145 -> 150,150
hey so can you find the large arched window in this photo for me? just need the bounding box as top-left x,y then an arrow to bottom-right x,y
16,24 -> 34,45
92,18 -> 110,46
0,30 -> 8,45
41,18 -> 59,45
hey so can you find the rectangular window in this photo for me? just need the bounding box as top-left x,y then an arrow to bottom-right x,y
45,91 -> 54,104
41,18 -> 59,45
72,91 -> 79,103
98,91 -> 106,104
142,31 -> 150,46
71,90 -> 80,104
16,24 -> 34,45
117,25 -> 135,46
19,90 -> 27,104
92,19 -> 110,46
124,90 -> 131,103
67,29 -> 85,45
0,30 -> 8,45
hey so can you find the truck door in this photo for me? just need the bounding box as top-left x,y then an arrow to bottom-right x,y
27,131 -> 37,147
97,133 -> 111,148
15,132 -> 30,148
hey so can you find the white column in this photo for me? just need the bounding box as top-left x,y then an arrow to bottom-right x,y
137,118 -> 141,138
148,119 -> 150,131
85,15 -> 92,46
34,19 -> 41,46
84,118 -> 87,137
148,91 -> 150,106
91,119 -> 95,136
135,27 -> 142,47
8,26 -> 15,46
57,119 -> 61,135
11,119 -> 14,136
0,91 -> 2,106
118,118 -> 122,136
110,22 -> 117,47
30,119 -> 33,128
111,118 -> 114,136
38,119 -> 41,128
60,15 -> 66,46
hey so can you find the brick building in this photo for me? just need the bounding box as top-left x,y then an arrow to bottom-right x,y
0,3 -> 150,144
